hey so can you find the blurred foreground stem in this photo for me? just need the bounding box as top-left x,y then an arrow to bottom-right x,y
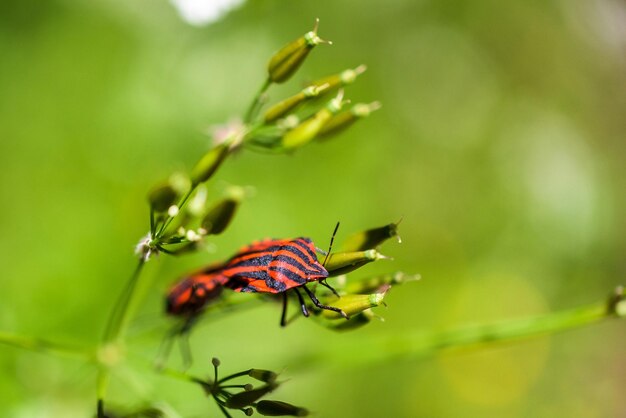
293,286 -> 626,368
244,78 -> 272,124
0,332 -> 93,360
97,258 -> 147,416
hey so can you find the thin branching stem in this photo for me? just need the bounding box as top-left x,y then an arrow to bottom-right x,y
96,258 -> 146,415
218,369 -> 252,384
156,186 -> 195,239
102,259 -> 147,343
294,291 -> 625,369
0,332 -> 93,360
243,78 -> 272,124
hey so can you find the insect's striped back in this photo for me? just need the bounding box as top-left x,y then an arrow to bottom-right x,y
223,237 -> 328,294
166,263 -> 228,316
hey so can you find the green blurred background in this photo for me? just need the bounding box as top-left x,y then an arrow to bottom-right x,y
1,0 -> 625,416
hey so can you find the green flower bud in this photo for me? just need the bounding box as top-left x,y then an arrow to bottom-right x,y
264,86 -> 325,123
308,64 -> 367,95
248,369 -> 278,383
345,271 -> 421,294
256,400 -> 309,416
201,194 -> 241,235
317,101 -> 381,139
324,249 -> 389,277
608,285 -> 626,317
282,90 -> 345,149
341,219 -> 400,252
225,384 -> 278,409
268,19 -> 330,83
148,174 -> 190,213
190,141 -> 231,186
148,183 -> 178,213
321,290 -> 387,320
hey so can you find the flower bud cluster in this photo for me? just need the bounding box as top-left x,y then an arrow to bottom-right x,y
242,19 -> 380,152
196,358 -> 309,417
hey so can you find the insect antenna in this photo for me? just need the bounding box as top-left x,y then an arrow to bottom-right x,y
321,221 -> 340,267
319,221 -> 341,298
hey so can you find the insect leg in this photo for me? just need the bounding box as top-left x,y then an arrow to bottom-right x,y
178,332 -> 193,370
302,285 -> 349,319
154,326 -> 177,370
280,292 -> 288,327
319,280 -> 340,298
293,287 -> 310,317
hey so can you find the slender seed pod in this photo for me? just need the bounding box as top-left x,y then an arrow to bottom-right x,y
317,101 -> 381,139
225,384 -> 278,409
321,290 -> 388,319
341,219 -> 400,252
324,249 -> 389,277
148,183 -> 179,213
256,400 -> 309,416
248,369 -> 278,383
200,199 -> 238,235
308,64 -> 367,95
268,19 -> 330,83
148,174 -> 190,213
282,90 -> 345,149
264,86 -> 324,123
190,141 -> 231,186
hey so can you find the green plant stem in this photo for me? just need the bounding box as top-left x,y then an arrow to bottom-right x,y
102,259 -> 147,343
0,331 -> 93,360
244,78 -> 272,124
156,186 -> 195,239
291,291 -> 625,369
97,258 -> 147,415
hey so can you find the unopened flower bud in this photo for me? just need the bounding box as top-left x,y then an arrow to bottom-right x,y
264,86 -> 325,123
321,290 -> 388,319
225,384 -> 278,409
317,101 -> 381,139
249,369 -> 278,383
282,90 -> 346,149
190,141 -> 231,186
309,65 -> 367,95
201,195 -> 241,235
148,183 -> 181,213
268,19 -> 330,84
325,249 -> 389,277
341,219 -> 400,252
148,173 -> 191,213
256,400 -> 309,416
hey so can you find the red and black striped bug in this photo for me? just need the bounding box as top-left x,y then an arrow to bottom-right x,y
166,265 -> 228,317
221,223 -> 348,326
166,223 -> 347,327
159,267 -> 229,368
161,224 -> 347,367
